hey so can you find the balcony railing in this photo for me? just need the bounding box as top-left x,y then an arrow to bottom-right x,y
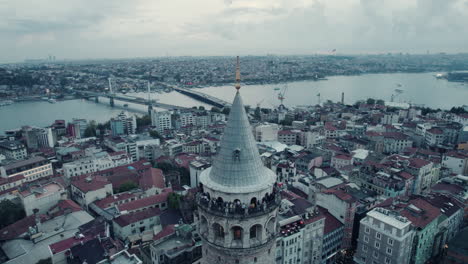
201,232 -> 277,251
196,192 -> 281,219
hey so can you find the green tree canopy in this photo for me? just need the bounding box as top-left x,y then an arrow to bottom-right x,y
136,115 -> 151,127
117,181 -> 138,193
0,200 -> 26,229
168,193 -> 182,209
36,258 -> 52,264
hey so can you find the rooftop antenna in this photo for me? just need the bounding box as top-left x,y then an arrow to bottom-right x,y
235,56 -> 241,91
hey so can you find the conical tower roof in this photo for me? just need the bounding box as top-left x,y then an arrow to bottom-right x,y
200,59 -> 276,194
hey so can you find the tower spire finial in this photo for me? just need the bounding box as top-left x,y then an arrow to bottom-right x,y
235,56 -> 241,90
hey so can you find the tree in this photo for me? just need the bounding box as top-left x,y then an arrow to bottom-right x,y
36,258 -> 52,264
136,114 -> 151,127
83,120 -> 97,138
210,107 -> 221,113
450,106 -> 468,114
149,130 -> 163,141
0,200 -> 26,229
198,106 -> 205,110
222,107 -> 231,115
154,162 -> 190,186
168,193 -> 182,209
366,98 -> 376,105
117,181 -> 138,193
376,99 -> 385,105
254,107 -> 261,120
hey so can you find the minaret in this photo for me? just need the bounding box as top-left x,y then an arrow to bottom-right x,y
197,57 -> 279,264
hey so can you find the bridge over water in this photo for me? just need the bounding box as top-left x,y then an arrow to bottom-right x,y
153,82 -> 231,109
74,82 -> 230,111
74,90 -> 187,111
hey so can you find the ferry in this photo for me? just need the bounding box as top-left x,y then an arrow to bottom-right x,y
0,100 -> 13,107
48,98 -> 57,103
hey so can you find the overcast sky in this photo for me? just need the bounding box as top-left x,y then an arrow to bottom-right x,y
1,0 -> 468,62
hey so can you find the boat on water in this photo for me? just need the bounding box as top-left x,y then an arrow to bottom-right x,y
274,87 -> 280,91
0,100 -> 14,107
435,73 -> 445,79
48,98 -> 57,103
123,104 -> 129,107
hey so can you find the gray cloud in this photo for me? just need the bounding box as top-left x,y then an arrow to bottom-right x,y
0,0 -> 467,62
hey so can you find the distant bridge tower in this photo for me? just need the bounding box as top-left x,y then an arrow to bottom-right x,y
108,77 -> 115,107
147,81 -> 153,116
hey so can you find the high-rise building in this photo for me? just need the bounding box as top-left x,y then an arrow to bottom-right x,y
151,110 -> 172,133
110,112 -> 137,136
354,207 -> 415,264
22,126 -> 55,149
197,57 -> 279,264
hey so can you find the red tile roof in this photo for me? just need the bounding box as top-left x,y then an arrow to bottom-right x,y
0,215 -> 37,241
94,192 -> 138,209
118,188 -> 172,212
334,154 -> 352,161
383,132 -> 409,140
317,206 -> 343,235
379,197 -> 441,229
72,175 -> 110,193
427,128 -> 443,135
153,224 -> 176,241
139,168 -> 165,190
322,189 -> 356,203
49,234 -> 95,254
113,207 -> 161,227
400,198 -> 441,228
409,158 -> 431,169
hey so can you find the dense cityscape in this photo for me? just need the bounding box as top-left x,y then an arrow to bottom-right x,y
1,54 -> 468,102
0,53 -> 466,264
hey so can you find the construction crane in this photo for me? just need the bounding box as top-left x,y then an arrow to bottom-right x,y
256,98 -> 265,108
278,83 -> 288,106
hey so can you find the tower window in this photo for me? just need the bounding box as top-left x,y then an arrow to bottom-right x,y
232,226 -> 243,240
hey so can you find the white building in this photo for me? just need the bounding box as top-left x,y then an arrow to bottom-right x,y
112,207 -> 161,241
442,151 -> 468,175
189,160 -> 211,188
0,140 -> 27,160
19,181 -> 66,216
62,151 -> 132,178
151,110 -> 172,132
0,156 -> 53,181
255,123 -> 279,142
383,132 -> 413,153
70,175 -> 113,208
180,112 -> 196,127
354,208 -> 415,264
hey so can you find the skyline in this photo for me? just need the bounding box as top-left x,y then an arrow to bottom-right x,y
2,0 -> 468,63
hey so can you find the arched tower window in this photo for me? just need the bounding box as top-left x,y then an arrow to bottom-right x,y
249,224 -> 263,240
200,216 -> 208,237
213,223 -> 224,239
266,217 -> 276,235
232,226 -> 243,241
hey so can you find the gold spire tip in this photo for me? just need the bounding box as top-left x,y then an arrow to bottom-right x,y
235,56 -> 241,90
